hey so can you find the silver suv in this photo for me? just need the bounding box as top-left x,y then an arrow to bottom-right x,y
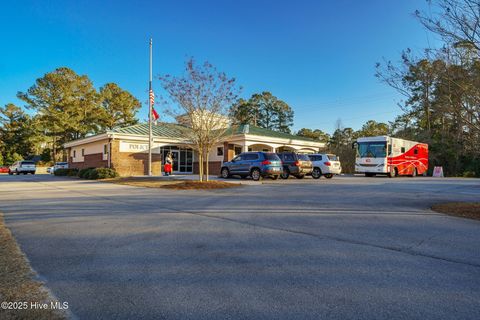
9,160 -> 36,175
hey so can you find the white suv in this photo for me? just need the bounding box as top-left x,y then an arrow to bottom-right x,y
8,160 -> 36,175
308,154 -> 342,179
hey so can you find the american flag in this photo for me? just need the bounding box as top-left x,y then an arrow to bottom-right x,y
149,89 -> 159,122
149,89 -> 155,106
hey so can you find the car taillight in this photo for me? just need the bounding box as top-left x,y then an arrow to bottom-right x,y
261,160 -> 271,165
294,160 -> 300,166
324,161 -> 331,166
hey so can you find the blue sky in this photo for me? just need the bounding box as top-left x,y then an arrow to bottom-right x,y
0,0 -> 437,134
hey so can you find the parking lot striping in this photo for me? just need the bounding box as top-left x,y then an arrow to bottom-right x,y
5,178 -> 480,271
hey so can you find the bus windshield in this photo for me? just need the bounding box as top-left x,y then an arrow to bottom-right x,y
356,141 -> 387,158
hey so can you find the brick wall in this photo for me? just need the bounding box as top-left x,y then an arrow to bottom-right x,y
193,161 -> 222,175
68,153 -> 107,169
110,140 -> 162,176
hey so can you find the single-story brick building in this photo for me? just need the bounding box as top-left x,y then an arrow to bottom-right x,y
63,123 -> 325,176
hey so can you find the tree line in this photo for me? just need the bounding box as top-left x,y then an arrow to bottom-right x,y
0,67 -> 141,164
375,0 -> 480,177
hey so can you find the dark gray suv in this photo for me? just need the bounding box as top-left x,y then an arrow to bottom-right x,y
277,152 -> 313,179
220,152 -> 283,181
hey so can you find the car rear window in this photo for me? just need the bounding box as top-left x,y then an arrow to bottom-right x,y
264,153 -> 280,161
297,154 -> 310,161
21,161 -> 35,165
327,154 -> 338,161
56,162 -> 67,165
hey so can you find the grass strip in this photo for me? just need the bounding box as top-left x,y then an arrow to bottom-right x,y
0,213 -> 66,320
431,202 -> 480,221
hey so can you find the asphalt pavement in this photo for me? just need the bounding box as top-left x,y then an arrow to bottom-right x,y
0,174 -> 479,319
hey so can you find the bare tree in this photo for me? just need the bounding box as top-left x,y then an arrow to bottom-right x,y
160,59 -> 240,181
415,0 -> 480,54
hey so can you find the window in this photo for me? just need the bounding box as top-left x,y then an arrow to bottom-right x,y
297,154 -> 310,161
264,153 -> 281,161
414,148 -> 418,155
104,144 -> 108,154
387,144 -> 392,156
284,154 -> 295,161
327,154 -> 338,161
232,155 -> 242,162
81,149 -> 85,156
357,142 -> 387,158
217,147 -> 223,156
401,147 -> 405,154
244,153 -> 259,161
234,146 -> 242,155
73,150 -> 76,158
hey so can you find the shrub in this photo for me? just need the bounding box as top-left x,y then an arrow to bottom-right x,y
53,169 -> 68,176
463,171 -> 476,178
87,168 -> 119,180
78,167 -> 95,179
54,168 -> 78,176
67,168 -> 79,176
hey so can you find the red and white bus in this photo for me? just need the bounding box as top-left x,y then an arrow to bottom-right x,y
354,136 -> 428,177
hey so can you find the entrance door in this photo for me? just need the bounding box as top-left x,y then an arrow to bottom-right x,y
171,150 -> 180,173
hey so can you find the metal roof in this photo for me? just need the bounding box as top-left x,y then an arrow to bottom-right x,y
111,123 -> 190,139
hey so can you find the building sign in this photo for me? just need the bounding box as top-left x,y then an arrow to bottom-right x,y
119,141 -> 160,153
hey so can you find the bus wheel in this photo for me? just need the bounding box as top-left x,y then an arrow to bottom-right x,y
388,168 -> 396,178
411,168 -> 417,177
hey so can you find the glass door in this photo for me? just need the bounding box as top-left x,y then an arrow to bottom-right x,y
171,150 -> 180,172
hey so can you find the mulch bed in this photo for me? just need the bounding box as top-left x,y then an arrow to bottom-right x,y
160,181 -> 241,190
431,202 -> 480,221
106,177 -> 241,190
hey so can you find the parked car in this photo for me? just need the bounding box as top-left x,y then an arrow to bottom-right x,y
308,153 -> 342,179
0,166 -> 9,173
277,152 -> 313,179
54,162 -> 68,171
8,160 -> 36,175
221,152 -> 283,181
47,162 -> 69,174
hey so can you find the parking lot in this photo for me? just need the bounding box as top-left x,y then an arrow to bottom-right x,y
1,173 -> 480,319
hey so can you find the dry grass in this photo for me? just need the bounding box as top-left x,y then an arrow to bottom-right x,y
106,177 -> 241,190
0,213 -> 66,320
431,202 -> 480,221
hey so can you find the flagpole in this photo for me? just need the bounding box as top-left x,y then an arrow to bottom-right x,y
148,38 -> 153,176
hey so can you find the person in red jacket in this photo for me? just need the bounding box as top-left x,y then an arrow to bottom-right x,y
164,152 -> 173,176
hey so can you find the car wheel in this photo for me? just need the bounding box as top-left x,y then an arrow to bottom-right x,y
325,174 -> 333,179
280,168 -> 290,179
312,167 -> 322,179
15,170 -> 20,175
251,168 -> 262,181
8,170 -> 13,175
221,167 -> 230,179
31,172 -> 35,175
271,175 -> 279,180
295,175 -> 305,179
